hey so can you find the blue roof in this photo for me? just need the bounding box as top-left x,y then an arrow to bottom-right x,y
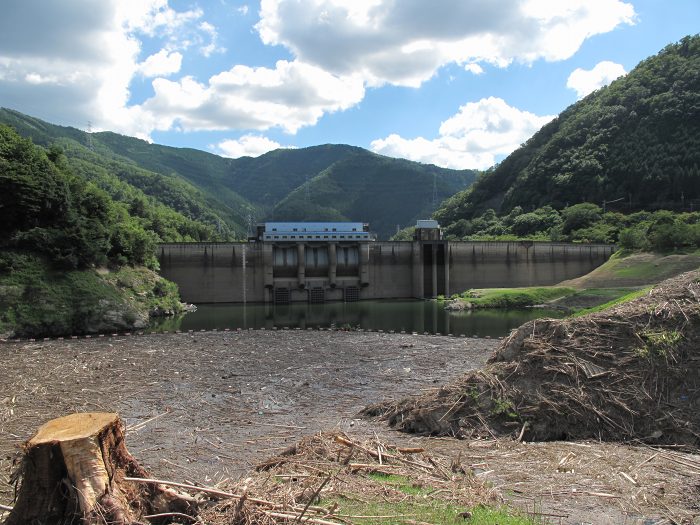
264,222 -> 365,232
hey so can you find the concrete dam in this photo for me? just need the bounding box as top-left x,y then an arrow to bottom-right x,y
158,223 -> 615,304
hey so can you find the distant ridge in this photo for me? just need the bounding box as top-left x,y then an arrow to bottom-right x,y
0,108 -> 478,239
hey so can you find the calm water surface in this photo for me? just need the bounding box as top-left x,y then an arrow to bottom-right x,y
152,300 -> 564,337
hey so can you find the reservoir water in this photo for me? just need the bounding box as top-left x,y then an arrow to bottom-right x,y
152,300 -> 565,337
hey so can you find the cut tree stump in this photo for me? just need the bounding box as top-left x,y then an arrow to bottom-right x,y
5,412 -> 197,525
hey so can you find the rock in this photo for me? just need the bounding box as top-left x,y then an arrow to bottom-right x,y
445,299 -> 472,311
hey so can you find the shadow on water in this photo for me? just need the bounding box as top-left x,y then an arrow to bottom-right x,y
151,300 -> 564,337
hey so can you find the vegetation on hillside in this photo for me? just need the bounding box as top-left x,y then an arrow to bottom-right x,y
0,125 -> 183,337
273,150 -> 476,238
435,35 -> 700,228
0,108 -> 242,238
441,202 -> 700,252
1,108 -> 477,239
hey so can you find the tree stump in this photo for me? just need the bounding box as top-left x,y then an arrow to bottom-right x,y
5,412 -> 197,525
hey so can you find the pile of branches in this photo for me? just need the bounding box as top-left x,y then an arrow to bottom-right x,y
198,432 -> 495,524
364,271 -> 700,447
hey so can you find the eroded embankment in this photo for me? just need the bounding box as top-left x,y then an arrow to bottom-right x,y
365,271 -> 700,447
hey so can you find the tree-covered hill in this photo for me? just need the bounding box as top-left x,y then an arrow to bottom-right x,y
273,149 -> 477,238
0,125 -> 185,337
435,35 -> 700,226
0,108 -> 249,238
0,108 -> 477,239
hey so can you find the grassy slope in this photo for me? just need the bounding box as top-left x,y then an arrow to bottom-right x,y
443,251 -> 700,314
446,287 -> 576,308
559,250 -> 700,289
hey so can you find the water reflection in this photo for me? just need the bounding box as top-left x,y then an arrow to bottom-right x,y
152,300 -> 565,337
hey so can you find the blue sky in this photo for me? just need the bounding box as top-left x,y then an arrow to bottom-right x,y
1,0 -> 698,169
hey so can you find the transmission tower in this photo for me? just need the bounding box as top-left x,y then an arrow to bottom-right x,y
86,121 -> 93,150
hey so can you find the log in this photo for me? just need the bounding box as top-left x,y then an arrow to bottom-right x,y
5,412 -> 197,525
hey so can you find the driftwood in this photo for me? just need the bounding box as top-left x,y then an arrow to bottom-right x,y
5,412 -> 196,525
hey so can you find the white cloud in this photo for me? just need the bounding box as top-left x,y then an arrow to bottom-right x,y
212,134 -> 294,158
0,0 -> 209,138
371,97 -> 554,170
567,60 -> 627,98
141,60 -> 365,134
0,0 -> 635,144
198,21 -> 226,57
237,5 -> 250,15
138,49 -> 183,77
464,63 -> 484,75
257,0 -> 636,87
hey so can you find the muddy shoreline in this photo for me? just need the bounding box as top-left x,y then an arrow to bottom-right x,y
1,331 -> 698,524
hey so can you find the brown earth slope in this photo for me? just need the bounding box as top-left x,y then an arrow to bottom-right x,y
365,271 -> 700,447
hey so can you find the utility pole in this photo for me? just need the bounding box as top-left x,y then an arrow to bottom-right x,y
602,196 -> 624,213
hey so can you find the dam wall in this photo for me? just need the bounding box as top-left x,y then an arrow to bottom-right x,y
158,240 -> 615,304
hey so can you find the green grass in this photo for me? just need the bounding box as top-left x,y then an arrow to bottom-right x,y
322,497 -> 539,525
635,329 -> 683,358
570,286 -> 652,317
366,473 -> 430,496
613,262 -> 665,279
449,286 -> 576,309
323,472 -> 541,525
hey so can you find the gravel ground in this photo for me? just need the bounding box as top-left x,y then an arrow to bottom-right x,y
1,331 -> 697,525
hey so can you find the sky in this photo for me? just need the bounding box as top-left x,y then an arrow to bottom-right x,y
0,0 -> 698,171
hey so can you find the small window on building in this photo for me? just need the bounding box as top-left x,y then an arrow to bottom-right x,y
324,235 -> 328,239
282,235 -> 287,239
352,228 -> 357,231
272,228 -> 277,231
293,228 -> 298,231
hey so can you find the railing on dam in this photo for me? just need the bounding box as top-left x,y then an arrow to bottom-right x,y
158,240 -> 616,304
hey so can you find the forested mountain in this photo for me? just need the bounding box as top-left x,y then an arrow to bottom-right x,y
0,109 -> 477,239
435,35 -> 700,227
273,150 -> 475,237
0,109 -> 248,238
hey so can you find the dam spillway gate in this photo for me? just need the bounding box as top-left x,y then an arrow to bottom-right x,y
158,240 -> 615,304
